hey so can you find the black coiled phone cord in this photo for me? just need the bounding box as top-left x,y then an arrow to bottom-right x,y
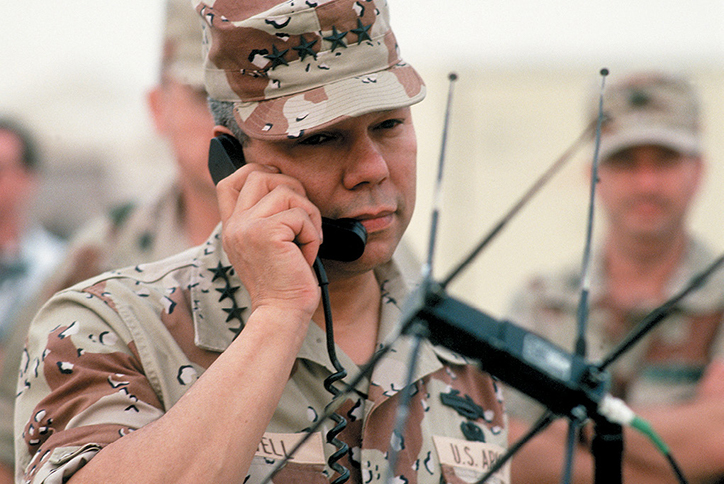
313,258 -> 350,484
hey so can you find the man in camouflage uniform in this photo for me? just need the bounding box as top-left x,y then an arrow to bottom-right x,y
506,72 -> 724,483
15,1 -> 508,483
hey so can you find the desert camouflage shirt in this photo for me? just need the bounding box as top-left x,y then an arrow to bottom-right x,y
15,226 -> 508,484
505,237 -> 724,420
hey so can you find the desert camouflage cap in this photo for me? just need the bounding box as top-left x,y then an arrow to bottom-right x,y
162,0 -> 205,88
192,0 -> 426,139
593,71 -> 701,162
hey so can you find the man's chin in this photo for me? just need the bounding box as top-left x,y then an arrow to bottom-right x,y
626,224 -> 679,242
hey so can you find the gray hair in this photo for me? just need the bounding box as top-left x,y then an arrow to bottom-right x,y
207,99 -> 249,146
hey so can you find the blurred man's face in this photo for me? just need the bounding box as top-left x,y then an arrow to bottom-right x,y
0,129 -> 35,220
597,144 -> 702,242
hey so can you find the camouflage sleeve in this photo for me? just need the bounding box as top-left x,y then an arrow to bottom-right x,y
14,285 -> 165,484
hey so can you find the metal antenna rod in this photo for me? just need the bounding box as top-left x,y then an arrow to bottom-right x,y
574,67 -> 609,359
422,72 -> 458,282
560,67 -> 609,484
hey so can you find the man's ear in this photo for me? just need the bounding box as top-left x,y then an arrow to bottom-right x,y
213,125 -> 235,138
146,86 -> 167,134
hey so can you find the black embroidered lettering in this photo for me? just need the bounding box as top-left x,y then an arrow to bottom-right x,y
450,443 -> 461,464
464,446 -> 475,467
259,436 -> 272,455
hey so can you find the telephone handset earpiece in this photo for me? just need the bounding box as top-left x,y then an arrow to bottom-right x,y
207,134 -> 367,262
208,133 -> 246,185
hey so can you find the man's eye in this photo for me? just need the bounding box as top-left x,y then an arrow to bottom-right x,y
299,133 -> 335,146
376,119 -> 403,130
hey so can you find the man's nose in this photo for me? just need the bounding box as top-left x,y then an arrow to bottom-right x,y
631,161 -> 663,189
342,136 -> 390,190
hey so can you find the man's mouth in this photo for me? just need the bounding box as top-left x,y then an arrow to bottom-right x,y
352,210 -> 396,234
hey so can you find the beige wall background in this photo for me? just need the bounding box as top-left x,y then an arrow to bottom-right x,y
1,1 -> 723,318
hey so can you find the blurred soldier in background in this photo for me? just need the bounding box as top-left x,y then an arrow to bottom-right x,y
41,0 -> 219,292
0,118 -> 66,482
506,71 -> 724,483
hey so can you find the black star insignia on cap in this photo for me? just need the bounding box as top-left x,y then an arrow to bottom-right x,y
265,45 -> 290,70
350,19 -> 372,44
292,35 -> 318,61
323,26 -> 348,51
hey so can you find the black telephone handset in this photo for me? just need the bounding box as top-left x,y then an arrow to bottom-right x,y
208,134 -> 367,262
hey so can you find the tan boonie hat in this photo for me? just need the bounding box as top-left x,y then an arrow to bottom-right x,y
162,0 -> 205,88
594,71 -> 701,162
192,0 -> 426,139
